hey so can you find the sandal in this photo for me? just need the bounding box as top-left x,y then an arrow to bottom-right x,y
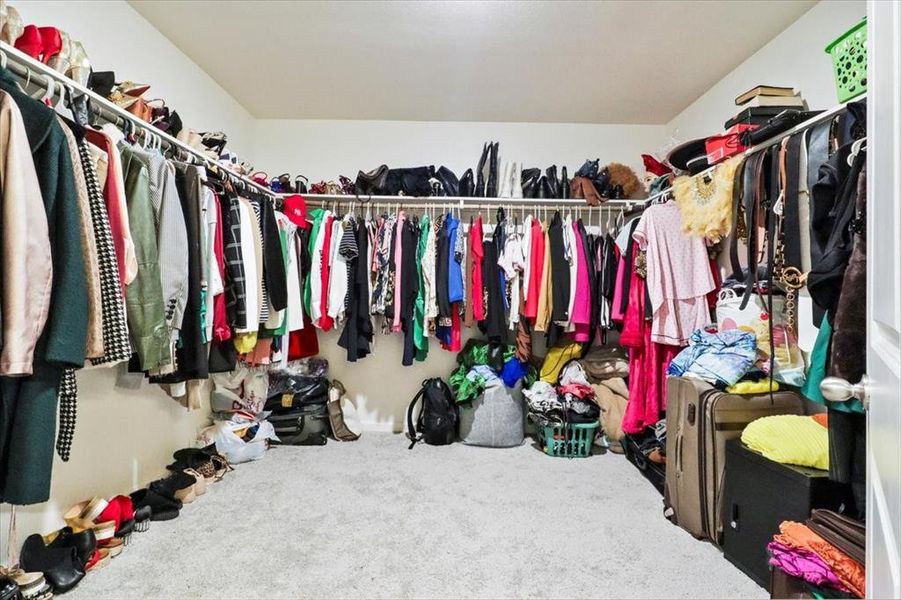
10,571 -> 52,600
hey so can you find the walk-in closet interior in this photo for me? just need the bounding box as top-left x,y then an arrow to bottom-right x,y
0,1 -> 898,598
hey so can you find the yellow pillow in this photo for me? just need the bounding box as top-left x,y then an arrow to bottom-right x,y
741,415 -> 829,470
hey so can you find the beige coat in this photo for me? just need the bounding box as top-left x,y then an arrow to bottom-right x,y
0,90 -> 53,376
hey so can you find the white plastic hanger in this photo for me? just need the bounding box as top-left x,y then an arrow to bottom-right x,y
847,137 -> 867,166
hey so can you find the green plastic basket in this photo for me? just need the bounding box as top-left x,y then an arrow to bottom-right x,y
538,421 -> 598,458
825,17 -> 867,102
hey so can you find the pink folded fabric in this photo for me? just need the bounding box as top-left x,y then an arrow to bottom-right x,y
768,541 -> 848,591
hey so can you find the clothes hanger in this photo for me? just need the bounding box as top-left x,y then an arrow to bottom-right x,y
34,77 -> 54,102
847,137 -> 867,166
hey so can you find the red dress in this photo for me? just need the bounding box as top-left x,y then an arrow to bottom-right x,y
470,217 -> 485,321
523,218 -> 544,320
620,244 -> 681,434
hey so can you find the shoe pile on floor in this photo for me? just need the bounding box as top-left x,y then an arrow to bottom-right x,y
0,446 -> 231,599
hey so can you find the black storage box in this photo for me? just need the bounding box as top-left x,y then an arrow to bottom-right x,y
722,439 -> 850,589
622,432 -> 666,496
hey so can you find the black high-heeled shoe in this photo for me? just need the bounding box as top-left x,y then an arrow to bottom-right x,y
545,166 -> 560,199
475,143 -> 489,197
537,176 -> 552,199
561,166 -> 571,199
486,142 -> 499,197
19,534 -> 85,594
435,166 -> 459,196
458,169 -> 475,197
521,168 -> 541,199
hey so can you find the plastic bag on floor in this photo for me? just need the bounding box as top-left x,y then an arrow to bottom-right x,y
198,415 -> 278,464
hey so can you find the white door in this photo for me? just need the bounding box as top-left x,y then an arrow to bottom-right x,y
864,2 -> 901,596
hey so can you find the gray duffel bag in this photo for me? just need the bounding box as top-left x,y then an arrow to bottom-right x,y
458,381 -> 524,447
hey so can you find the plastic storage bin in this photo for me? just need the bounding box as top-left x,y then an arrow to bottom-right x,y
825,18 -> 867,102
538,421 -> 598,458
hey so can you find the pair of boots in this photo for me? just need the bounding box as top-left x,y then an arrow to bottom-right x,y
521,166 -> 570,199
476,141 -> 499,197
498,162 -> 523,198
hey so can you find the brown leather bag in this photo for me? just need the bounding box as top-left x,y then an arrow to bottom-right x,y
569,176 -> 602,206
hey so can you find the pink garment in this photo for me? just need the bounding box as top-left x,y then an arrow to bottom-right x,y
211,194 -> 231,342
620,245 -> 681,434
633,203 -> 715,346
570,221 -> 591,342
768,542 -> 849,591
392,211 -> 406,332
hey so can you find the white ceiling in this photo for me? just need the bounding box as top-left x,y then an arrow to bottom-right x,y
129,0 -> 815,124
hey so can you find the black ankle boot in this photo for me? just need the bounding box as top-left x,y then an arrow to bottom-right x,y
475,143 -> 489,197
537,176 -> 552,199
545,165 -> 560,199
459,169 -> 475,197
521,168 -> 541,198
435,166 -> 459,196
561,166 -> 571,199
486,142 -> 499,197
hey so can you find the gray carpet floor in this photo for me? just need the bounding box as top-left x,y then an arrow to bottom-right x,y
69,433 -> 766,599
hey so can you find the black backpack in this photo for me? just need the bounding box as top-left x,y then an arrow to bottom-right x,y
406,378 -> 457,449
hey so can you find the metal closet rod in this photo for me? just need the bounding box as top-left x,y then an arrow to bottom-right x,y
297,193 -> 642,210
643,95 -> 865,205
0,41 -> 276,198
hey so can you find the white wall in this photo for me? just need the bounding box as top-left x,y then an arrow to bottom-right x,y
14,0 -> 256,152
254,120 -> 665,184
666,0 -> 865,140
254,120 -> 664,430
4,0 -> 252,540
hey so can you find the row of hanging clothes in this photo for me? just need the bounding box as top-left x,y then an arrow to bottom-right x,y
0,61 -> 300,506
301,200 -> 634,366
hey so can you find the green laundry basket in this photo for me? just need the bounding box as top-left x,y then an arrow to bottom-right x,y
825,17 -> 867,102
538,421 -> 598,458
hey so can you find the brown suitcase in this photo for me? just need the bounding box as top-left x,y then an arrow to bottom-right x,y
664,376 -> 804,546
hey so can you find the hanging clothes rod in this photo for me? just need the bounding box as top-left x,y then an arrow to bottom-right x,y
0,41 -> 277,199
643,95 -> 866,206
298,193 -> 643,210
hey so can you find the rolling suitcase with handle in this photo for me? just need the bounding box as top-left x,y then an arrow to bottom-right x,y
664,376 -> 804,546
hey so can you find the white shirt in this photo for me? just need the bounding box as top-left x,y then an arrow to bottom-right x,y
235,199 -> 259,333
423,219 -> 439,321
327,217 -> 350,321
309,210 -> 331,325
499,232 -> 526,328
283,217 -> 305,332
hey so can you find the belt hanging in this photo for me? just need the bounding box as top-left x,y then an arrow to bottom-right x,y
729,156 -> 747,282
740,151 -> 767,310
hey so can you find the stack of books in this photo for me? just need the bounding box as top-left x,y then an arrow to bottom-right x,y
725,85 -> 808,128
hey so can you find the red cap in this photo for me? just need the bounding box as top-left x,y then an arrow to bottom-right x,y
642,154 -> 672,177
283,194 -> 310,229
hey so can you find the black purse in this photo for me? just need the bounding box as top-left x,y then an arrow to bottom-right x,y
741,110 -> 823,146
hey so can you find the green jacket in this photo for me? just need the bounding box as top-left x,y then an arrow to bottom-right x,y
120,146 -> 171,371
0,67 -> 88,504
